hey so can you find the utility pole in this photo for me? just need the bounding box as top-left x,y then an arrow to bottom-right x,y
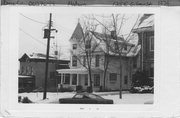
43,13 -> 52,99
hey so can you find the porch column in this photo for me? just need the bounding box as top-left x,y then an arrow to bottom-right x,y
70,74 -> 72,85
60,73 -> 63,84
77,74 -> 79,85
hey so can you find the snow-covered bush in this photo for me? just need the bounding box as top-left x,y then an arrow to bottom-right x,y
22,97 -> 32,103
130,86 -> 153,93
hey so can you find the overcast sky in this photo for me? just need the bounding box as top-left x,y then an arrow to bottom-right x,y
19,13 -> 140,60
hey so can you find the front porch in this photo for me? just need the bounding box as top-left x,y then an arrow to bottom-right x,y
56,68 -> 103,92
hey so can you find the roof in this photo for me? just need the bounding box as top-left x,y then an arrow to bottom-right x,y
133,14 -> 154,33
28,53 -> 56,60
18,75 -> 34,78
92,32 -> 140,57
57,67 -> 103,74
19,53 -> 70,63
70,22 -> 84,41
70,23 -> 141,57
91,31 -> 124,42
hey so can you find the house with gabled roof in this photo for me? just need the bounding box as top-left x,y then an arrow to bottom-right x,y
57,22 -> 141,92
18,53 -> 70,92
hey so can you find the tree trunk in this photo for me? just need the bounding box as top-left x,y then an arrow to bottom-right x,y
119,55 -> 122,99
88,68 -> 93,93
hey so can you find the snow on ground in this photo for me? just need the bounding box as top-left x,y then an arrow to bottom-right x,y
19,92 -> 153,104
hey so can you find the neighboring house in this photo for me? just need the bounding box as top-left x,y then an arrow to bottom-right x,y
57,22 -> 141,91
18,53 -> 70,92
133,14 -> 154,79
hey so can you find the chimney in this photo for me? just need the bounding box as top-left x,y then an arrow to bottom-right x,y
111,30 -> 116,39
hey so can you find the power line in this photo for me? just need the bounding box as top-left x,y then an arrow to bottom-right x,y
19,28 -> 46,46
19,28 -> 69,50
20,13 -> 47,25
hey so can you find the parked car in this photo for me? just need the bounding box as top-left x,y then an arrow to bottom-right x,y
130,86 -> 154,93
59,92 -> 113,104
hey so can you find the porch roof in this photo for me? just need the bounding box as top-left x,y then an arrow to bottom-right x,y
56,68 -> 103,74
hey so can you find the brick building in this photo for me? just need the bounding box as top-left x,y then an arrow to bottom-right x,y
18,53 -> 70,92
133,14 -> 154,79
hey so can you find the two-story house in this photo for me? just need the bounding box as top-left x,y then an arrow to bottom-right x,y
133,14 -> 154,80
57,22 -> 141,92
18,53 -> 70,92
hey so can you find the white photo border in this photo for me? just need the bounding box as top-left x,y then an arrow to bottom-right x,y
1,6 -> 180,118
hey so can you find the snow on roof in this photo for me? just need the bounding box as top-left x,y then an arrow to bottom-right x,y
133,14 -> 154,32
138,14 -> 154,28
126,45 -> 141,57
18,75 -> 34,78
57,67 -> 103,74
93,32 -> 140,57
91,31 -> 124,42
28,53 -> 57,60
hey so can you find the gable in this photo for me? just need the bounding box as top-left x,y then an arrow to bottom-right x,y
19,53 -> 29,62
70,22 -> 83,41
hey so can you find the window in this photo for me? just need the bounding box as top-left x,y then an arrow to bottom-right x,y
149,63 -> 154,77
21,66 -> 24,74
124,75 -> 128,85
83,56 -> 86,66
95,55 -> 100,67
72,74 -> 77,85
50,72 -> 56,80
114,42 -> 119,51
73,44 -> 77,50
57,74 -> 62,84
84,74 -> 88,86
30,66 -> 33,75
72,56 -> 77,67
88,94 -> 103,99
133,58 -> 137,68
109,73 -> 117,81
124,45 -> 127,51
149,36 -> 154,51
64,74 -> 70,84
94,74 -> 100,87
85,39 -> 91,49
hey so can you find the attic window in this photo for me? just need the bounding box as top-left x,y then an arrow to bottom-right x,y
73,44 -> 77,50
85,39 -> 91,49
124,46 -> 127,51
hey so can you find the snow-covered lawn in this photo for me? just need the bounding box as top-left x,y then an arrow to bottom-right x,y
19,92 -> 153,104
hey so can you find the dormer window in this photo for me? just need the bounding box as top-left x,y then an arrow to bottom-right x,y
123,45 -> 127,51
73,44 -> 77,50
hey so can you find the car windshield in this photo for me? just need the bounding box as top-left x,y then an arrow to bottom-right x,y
73,94 -> 83,99
88,94 -> 103,99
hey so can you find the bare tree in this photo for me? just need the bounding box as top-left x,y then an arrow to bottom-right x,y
70,17 -> 100,93
91,14 -> 140,98
90,27 -> 111,91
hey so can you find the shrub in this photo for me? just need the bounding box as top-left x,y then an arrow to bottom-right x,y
130,86 -> 153,93
132,70 -> 154,87
86,86 -> 93,93
59,86 -> 73,92
22,97 -> 32,103
76,85 -> 83,93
